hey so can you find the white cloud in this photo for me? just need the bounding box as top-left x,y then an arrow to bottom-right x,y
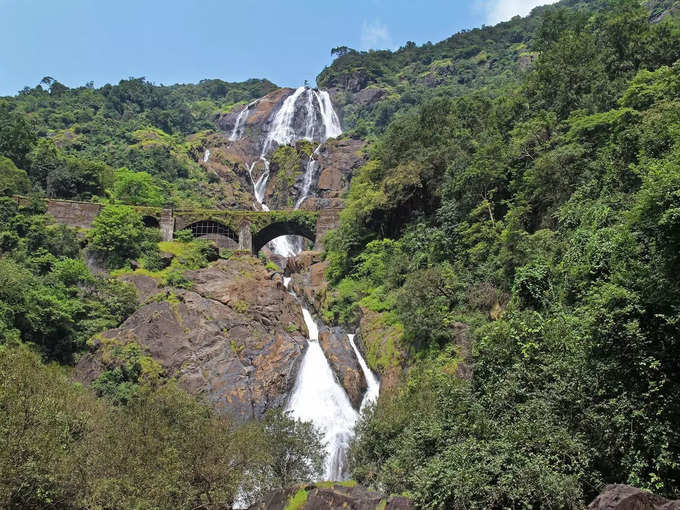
481,0 -> 560,25
360,20 -> 393,50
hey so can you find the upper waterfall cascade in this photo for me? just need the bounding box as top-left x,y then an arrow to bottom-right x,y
236,86 -> 342,257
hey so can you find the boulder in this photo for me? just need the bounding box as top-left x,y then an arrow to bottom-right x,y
588,485 -> 680,510
119,273 -> 161,303
318,327 -> 367,410
249,483 -> 413,510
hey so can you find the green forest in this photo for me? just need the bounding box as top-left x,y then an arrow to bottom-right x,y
323,0 -> 680,507
2,0 -> 680,508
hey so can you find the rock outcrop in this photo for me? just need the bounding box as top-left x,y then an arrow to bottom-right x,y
250,483 -> 413,510
286,251 -> 329,316
75,256 -> 308,420
588,485 -> 680,510
318,327 -> 367,409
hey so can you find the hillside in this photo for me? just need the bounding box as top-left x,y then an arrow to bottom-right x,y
0,78 -> 277,207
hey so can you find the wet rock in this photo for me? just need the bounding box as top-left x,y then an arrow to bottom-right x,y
75,255 -> 308,421
249,483 -> 413,510
588,485 -> 680,510
318,327 -> 367,410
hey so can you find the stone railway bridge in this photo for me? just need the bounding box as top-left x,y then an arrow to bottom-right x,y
13,197 -> 342,254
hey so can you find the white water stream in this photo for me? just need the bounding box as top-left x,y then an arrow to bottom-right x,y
229,100 -> 257,142
282,276 -> 380,480
242,89 -> 374,480
349,334 -> 380,412
286,308 -> 359,480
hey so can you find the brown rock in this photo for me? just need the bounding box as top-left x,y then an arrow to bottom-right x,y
285,251 -> 323,276
75,255 -> 308,421
119,273 -> 161,303
249,483 -> 414,510
311,261 -> 329,287
318,328 -> 367,410
588,485 -> 680,510
315,138 -> 366,198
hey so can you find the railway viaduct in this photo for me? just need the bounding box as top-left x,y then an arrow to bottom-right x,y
12,197 -> 341,254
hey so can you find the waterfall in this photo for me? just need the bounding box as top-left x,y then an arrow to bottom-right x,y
247,86 -> 342,257
348,334 -> 380,411
203,149 -> 210,163
295,144 -> 322,210
304,90 -> 317,141
262,86 -> 308,155
316,90 -> 343,140
230,101 -> 255,141
286,308 -> 359,480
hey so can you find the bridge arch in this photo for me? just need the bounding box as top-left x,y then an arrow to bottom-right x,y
252,221 -> 316,255
185,220 -> 239,249
142,215 -> 160,228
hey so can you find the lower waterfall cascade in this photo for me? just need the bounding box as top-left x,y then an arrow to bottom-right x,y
283,279 -> 380,481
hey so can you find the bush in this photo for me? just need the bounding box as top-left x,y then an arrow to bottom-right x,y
88,205 -> 153,268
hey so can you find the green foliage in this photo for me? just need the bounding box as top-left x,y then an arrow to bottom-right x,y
284,489 -> 309,510
1,76 -> 277,207
0,346 -> 331,509
0,156 -> 30,195
0,203 -> 136,360
260,409 -> 326,488
0,104 -> 37,169
88,205 -> 157,268
333,1 -> 680,506
112,167 -> 163,206
174,228 -> 194,242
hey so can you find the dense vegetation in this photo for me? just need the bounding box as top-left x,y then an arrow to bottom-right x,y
0,77 -> 275,206
319,1 -> 680,507
319,0 -> 679,138
0,346 -> 325,509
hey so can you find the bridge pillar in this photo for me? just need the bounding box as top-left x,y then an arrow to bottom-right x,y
239,220 -> 252,252
160,208 -> 174,242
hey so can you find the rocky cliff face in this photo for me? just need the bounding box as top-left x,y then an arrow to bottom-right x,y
195,86 -> 360,212
76,256 -> 309,420
262,137 -> 366,211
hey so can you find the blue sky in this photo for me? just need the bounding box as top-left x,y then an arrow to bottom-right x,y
0,0 -> 557,97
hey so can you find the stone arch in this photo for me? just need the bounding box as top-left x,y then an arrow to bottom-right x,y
185,220 -> 239,249
252,221 -> 316,255
142,215 -> 160,228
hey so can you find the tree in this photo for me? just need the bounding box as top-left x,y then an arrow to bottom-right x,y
0,156 -> 30,195
260,409 -> 326,488
331,46 -> 350,58
112,168 -> 163,206
87,205 -> 149,268
0,107 -> 36,170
